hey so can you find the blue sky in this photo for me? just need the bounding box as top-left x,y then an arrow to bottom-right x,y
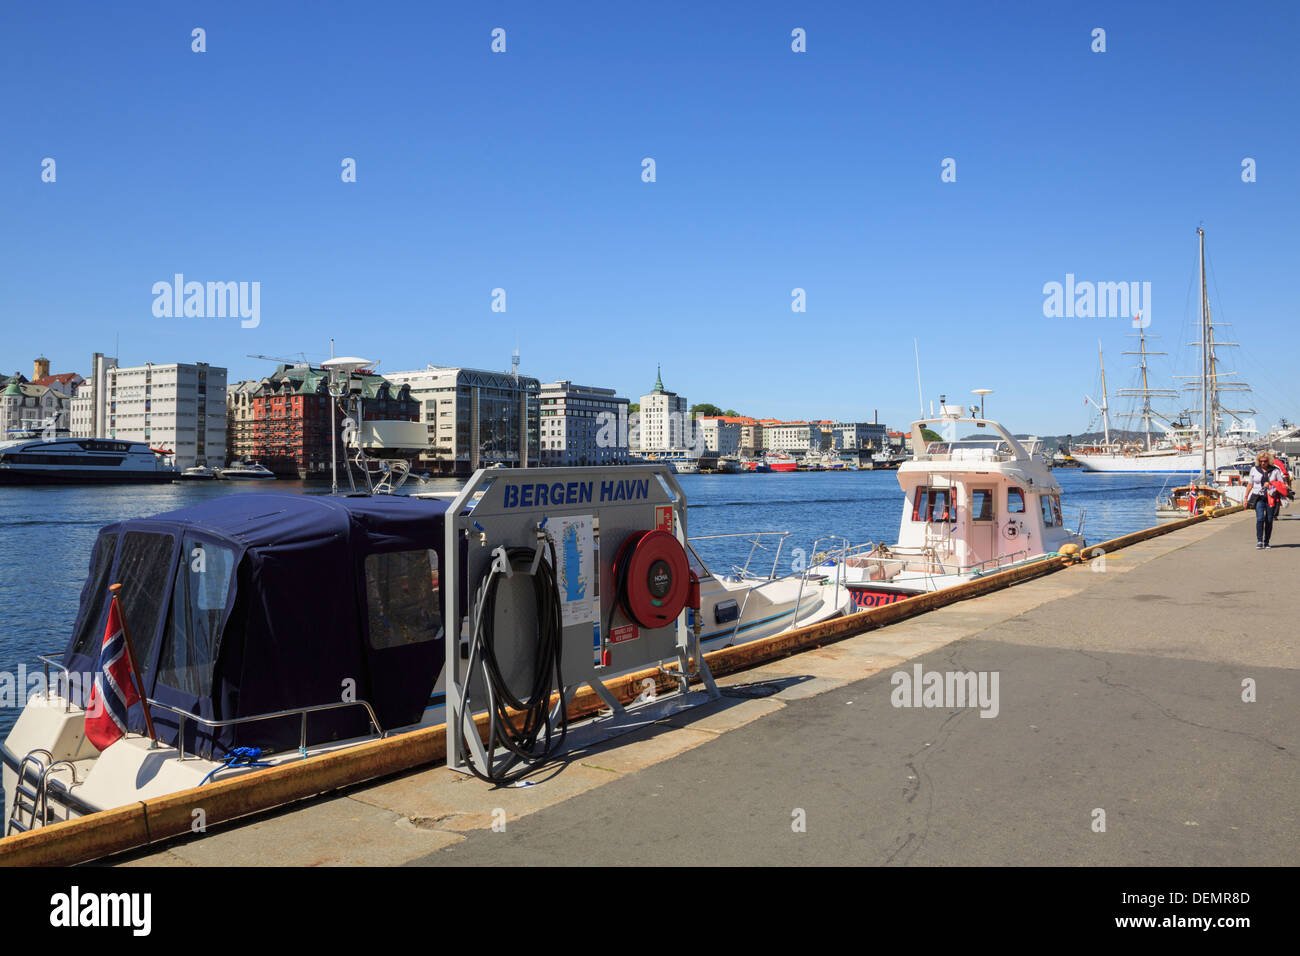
2,1 -> 1297,435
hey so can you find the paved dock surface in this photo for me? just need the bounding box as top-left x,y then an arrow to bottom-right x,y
118,511 -> 1298,866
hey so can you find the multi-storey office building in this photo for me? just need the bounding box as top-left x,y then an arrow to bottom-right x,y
696,417 -> 742,457
73,359 -> 226,469
832,421 -> 888,451
539,381 -> 629,466
385,366 -> 540,475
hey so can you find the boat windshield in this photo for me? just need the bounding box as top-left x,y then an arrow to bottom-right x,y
925,439 -> 1012,457
686,543 -> 711,579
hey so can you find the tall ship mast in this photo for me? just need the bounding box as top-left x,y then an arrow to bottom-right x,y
1115,329 -> 1179,451
1173,230 -> 1257,454
1070,228 -> 1255,474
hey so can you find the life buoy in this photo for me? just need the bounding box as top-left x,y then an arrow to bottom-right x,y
612,529 -> 690,629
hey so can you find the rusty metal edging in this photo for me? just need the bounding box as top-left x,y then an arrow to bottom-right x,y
0,505 -> 1241,867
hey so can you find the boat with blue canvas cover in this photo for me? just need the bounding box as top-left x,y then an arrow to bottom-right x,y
3,492 -> 449,830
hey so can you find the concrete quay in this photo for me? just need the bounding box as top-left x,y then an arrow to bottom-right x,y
117,510 -> 1298,867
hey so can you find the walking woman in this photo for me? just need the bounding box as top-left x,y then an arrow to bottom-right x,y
1246,451 -> 1286,549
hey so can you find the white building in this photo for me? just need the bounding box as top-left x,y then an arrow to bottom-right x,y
385,365 -> 539,474
832,421 -> 888,451
2,382 -> 69,436
697,417 -> 741,457
71,354 -> 120,439
75,359 -> 227,468
539,381 -> 629,466
761,421 -> 820,455
636,367 -> 691,453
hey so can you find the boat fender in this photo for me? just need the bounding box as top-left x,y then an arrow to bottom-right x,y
613,529 -> 690,629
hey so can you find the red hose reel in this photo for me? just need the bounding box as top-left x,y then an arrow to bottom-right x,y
612,529 -> 690,629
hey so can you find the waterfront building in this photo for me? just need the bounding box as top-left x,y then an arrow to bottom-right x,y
832,421 -> 888,451
736,418 -> 762,457
539,381 -> 629,467
637,366 -> 691,453
697,416 -> 742,457
225,379 -> 261,463
79,361 -> 227,469
385,365 -> 539,475
234,363 -> 418,478
69,354 -> 120,440
2,381 -> 69,435
760,421 -> 820,456
2,358 -> 78,435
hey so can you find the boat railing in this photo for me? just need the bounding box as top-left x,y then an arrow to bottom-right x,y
837,545 -> 1036,580
793,535 -> 850,622
37,653 -> 74,713
144,697 -> 386,761
1061,504 -> 1087,538
689,530 -> 792,580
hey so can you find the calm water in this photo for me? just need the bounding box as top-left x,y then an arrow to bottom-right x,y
0,469 -> 1175,739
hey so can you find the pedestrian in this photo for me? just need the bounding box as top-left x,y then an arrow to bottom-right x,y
1245,451 -> 1286,549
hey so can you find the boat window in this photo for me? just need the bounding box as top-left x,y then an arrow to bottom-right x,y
365,550 -> 443,649
686,543 -> 711,579
911,486 -> 954,522
68,531 -> 120,659
1052,496 -> 1063,526
1007,487 -> 1026,514
1040,496 -> 1056,526
157,537 -> 235,697
113,531 -> 178,677
971,489 -> 995,521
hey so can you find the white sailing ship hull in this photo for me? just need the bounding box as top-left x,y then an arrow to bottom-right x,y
1072,445 -> 1249,473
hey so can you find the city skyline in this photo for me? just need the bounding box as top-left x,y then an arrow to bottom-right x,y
3,2 -> 1297,434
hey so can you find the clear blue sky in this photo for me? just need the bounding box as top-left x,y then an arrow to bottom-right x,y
2,1 -> 1297,435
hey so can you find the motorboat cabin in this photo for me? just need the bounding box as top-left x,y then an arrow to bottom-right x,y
834,412 -> 1086,606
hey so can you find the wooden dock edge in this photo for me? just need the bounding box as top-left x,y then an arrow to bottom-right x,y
0,504 -> 1241,867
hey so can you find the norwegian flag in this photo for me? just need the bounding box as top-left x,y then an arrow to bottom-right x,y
85,595 -> 141,752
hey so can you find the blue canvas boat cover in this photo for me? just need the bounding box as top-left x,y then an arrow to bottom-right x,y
62,493 -> 449,759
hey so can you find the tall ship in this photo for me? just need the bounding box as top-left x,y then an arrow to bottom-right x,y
0,435 -> 177,485
1070,242 -> 1256,474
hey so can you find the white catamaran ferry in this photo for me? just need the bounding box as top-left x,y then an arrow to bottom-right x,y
0,436 -> 177,485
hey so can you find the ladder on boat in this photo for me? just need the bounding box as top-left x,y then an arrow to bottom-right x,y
6,748 -> 81,835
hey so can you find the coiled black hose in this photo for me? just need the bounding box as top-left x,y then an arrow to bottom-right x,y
461,541 -> 567,784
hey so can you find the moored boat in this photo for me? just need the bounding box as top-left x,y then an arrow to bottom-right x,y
825,402 -> 1087,609
0,436 -> 177,485
220,460 -> 276,480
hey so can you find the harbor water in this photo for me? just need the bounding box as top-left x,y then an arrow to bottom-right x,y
0,470 -> 1176,740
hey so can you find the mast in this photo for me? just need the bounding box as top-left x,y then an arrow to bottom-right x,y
1097,341 -> 1111,446
1117,328 -> 1176,451
1199,228 -> 1208,481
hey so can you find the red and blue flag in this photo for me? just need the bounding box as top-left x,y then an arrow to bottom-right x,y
85,595 -> 141,752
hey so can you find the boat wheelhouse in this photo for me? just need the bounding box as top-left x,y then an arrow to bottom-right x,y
830,410 -> 1086,607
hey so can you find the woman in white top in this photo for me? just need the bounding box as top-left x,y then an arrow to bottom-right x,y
1245,451 -> 1286,549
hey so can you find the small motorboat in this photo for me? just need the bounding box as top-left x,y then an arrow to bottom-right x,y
220,460 -> 276,480
177,465 -> 223,481
824,402 -> 1087,609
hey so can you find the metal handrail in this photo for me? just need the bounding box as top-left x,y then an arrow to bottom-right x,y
690,530 -> 792,580
144,697 -> 386,761
37,653 -> 73,713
